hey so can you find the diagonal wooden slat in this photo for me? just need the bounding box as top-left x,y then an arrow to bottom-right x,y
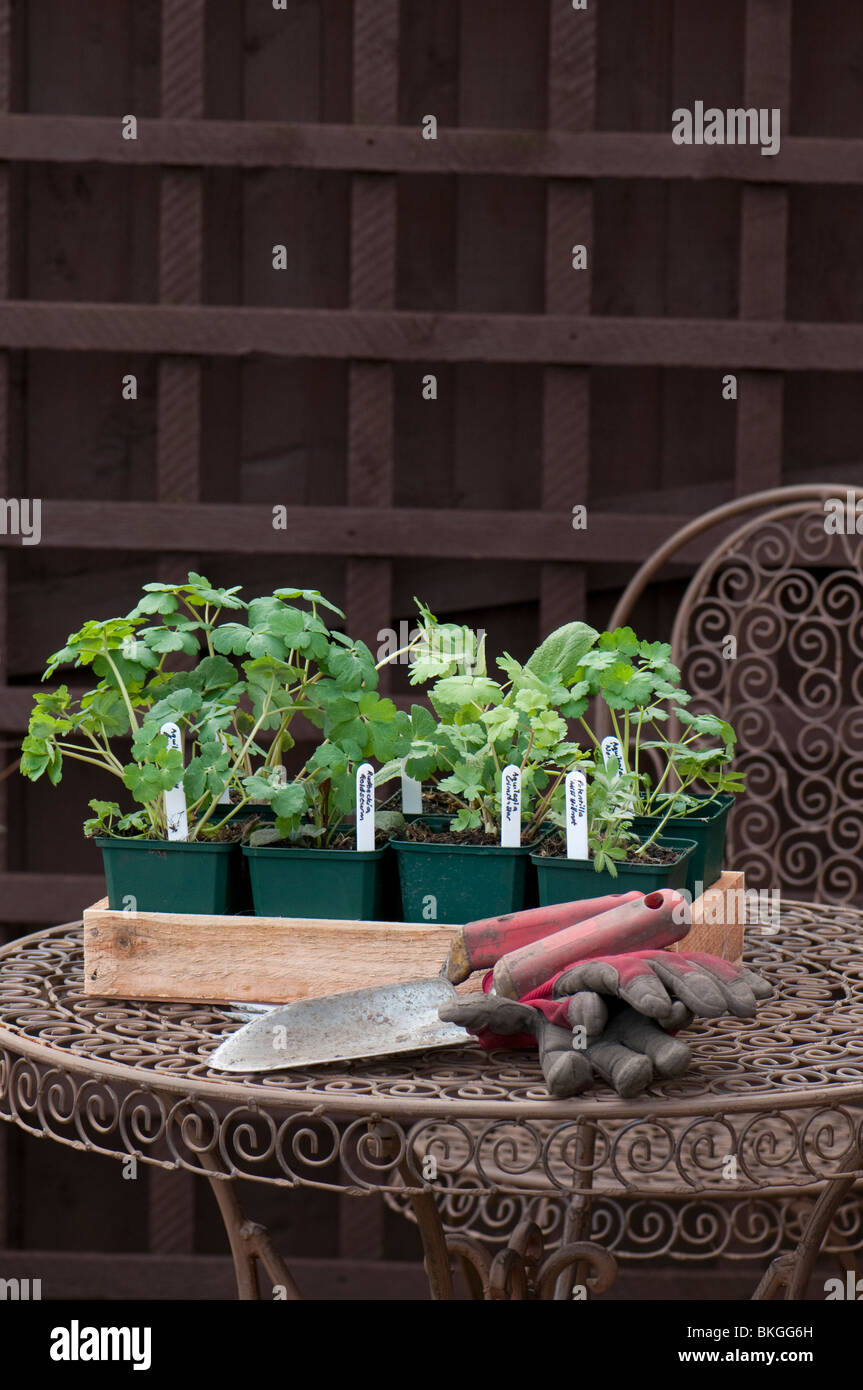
346,0 -> 399,695
540,0 -> 597,635
340,0 -> 400,1256
150,0 -> 206,1258
157,0 -> 204,568
735,0 -> 792,495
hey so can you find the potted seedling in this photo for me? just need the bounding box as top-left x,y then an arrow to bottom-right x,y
391,614 -> 595,923
530,756 -> 697,905
378,603 -> 488,827
21,574 -> 366,915
572,627 -> 742,893
238,632 -> 415,920
20,572 -> 256,912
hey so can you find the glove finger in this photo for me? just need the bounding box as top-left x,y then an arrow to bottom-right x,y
678,953 -> 773,1006
645,956 -> 729,1016
555,955 -> 678,1022
542,1049 -> 592,1098
666,1000 -> 694,1031
552,960 -> 621,999
611,1008 -> 691,1079
438,997 -> 538,1035
740,968 -> 773,1000
586,1039 -> 654,1098
656,953 -> 764,1018
564,990 -> 608,1038
534,1017 -> 592,1098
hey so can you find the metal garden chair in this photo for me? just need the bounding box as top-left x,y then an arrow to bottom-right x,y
607,484 -> 863,905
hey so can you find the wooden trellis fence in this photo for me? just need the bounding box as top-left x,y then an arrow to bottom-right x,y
0,0 -> 861,1297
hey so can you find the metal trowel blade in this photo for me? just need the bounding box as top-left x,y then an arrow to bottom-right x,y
209,976 -> 469,1073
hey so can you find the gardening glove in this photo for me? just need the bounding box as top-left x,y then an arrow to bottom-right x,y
438,993 -> 593,1098
552,950 -> 773,1028
583,1005 -> 692,1097
438,992 -> 689,1099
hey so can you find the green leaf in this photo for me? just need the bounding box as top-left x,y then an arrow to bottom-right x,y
429,675 -> 504,714
271,783 -> 307,819
141,627 -> 199,656
358,692 -> 396,722
129,592 -> 178,617
410,704 -> 437,739
197,655 -> 241,692
525,622 -> 599,683
212,623 -> 254,656
248,824 -> 283,848
122,754 -> 184,804
327,640 -> 377,691
274,587 -> 345,618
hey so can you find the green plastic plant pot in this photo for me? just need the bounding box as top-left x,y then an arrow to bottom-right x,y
530,836 -> 697,908
629,793 -> 735,895
242,843 -> 388,920
96,837 -> 242,914
392,838 -> 535,925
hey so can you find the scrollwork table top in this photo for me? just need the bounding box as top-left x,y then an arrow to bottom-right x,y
1,901 -> 862,1200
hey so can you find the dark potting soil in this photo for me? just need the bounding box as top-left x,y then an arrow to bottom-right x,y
261,829 -> 391,851
382,788 -> 463,815
403,821 -> 540,848
101,820 -> 244,844
536,834 -> 681,865
202,818 -> 247,843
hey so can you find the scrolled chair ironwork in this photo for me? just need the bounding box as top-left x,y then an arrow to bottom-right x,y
607,483 -> 863,905
1,902 -> 862,1300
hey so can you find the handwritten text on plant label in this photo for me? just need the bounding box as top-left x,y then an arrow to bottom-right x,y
500,764 -> 522,847
565,769 -> 589,860
355,762 -> 375,852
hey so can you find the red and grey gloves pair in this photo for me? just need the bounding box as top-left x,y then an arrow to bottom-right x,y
439,950 -> 772,1099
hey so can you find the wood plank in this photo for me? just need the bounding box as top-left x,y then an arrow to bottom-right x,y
0,115 -> 860,182
670,869 -> 745,964
0,500 -> 698,563
736,0 -> 792,495
83,899 -> 468,1003
0,872 -> 105,921
3,302 -> 863,368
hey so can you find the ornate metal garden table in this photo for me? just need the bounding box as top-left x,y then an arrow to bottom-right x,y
1,899 -> 862,1301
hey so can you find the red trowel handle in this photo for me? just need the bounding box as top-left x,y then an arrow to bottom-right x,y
492,889 -> 687,999
445,892 -> 644,984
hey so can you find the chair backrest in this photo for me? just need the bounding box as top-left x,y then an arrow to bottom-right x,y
609,486 -> 863,904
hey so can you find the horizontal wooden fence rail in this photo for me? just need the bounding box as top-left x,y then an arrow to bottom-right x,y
0,874 -> 105,923
0,116 -> 861,186
3,304 -> 863,371
0,501 -> 713,561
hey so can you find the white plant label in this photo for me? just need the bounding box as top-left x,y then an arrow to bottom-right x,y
400,760 -> 422,815
565,769 -> 589,860
272,765 -> 287,786
355,762 -> 376,852
500,764 -> 522,847
161,721 -> 188,841
217,732 -> 231,803
600,735 -> 625,778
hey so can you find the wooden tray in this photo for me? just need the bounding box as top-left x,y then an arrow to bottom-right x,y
82,871 -> 745,1005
